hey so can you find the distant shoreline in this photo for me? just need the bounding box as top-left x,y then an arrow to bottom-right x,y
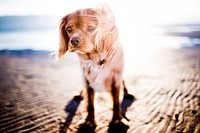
0,49 -> 53,58
0,49 -> 51,53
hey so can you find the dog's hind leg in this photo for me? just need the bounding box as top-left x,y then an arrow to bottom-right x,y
122,79 -> 128,95
122,80 -> 135,99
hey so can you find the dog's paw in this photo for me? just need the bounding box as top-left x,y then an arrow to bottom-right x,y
108,118 -> 129,133
77,121 -> 96,133
84,121 -> 96,127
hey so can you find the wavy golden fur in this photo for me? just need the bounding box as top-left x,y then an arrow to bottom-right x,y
58,6 -> 119,61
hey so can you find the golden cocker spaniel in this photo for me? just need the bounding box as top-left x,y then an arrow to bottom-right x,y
58,5 -> 132,130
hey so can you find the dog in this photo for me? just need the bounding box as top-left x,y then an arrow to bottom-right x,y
58,5 -> 132,129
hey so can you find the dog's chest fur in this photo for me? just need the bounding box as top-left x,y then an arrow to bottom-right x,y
81,58 -> 110,92
79,46 -> 124,92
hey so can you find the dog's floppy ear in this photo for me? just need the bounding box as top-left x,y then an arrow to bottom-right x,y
58,15 -> 69,59
95,5 -> 119,58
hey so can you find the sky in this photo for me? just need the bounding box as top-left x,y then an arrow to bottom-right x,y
0,0 -> 200,51
0,0 -> 200,25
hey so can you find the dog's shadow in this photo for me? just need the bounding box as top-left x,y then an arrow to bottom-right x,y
121,93 -> 135,122
60,93 -> 135,133
59,95 -> 83,133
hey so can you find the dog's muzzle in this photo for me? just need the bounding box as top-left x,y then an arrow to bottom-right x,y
71,37 -> 81,46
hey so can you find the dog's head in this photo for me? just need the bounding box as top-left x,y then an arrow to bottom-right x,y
58,6 -> 119,59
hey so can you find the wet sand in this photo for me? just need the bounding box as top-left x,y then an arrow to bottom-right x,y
0,48 -> 199,133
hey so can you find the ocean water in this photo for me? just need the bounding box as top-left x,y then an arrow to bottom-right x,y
0,16 -> 199,51
0,15 -> 59,51
0,30 -> 59,51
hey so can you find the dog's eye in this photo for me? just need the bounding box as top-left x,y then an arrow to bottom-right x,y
87,26 -> 95,32
66,27 -> 72,33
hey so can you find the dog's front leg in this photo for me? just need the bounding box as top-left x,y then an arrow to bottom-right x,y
111,80 -> 122,122
85,85 -> 96,126
109,78 -> 129,131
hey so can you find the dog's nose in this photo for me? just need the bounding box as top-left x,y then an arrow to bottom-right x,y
71,37 -> 81,46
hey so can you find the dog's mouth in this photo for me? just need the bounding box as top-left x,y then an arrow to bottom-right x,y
68,44 -> 84,53
68,42 -> 94,54
69,47 -> 91,55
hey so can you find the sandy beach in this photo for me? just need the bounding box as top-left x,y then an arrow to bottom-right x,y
0,48 -> 199,133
